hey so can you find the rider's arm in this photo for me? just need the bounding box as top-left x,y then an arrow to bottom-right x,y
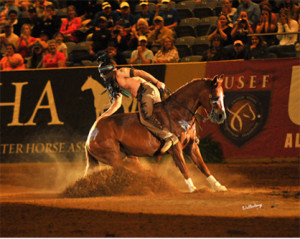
117,67 -> 165,89
132,68 -> 165,89
100,93 -> 122,119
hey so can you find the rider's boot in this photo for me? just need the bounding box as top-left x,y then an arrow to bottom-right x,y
161,133 -> 179,153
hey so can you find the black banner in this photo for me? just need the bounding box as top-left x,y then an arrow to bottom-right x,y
0,65 -> 166,162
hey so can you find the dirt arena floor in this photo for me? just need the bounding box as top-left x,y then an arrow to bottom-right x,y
0,158 -> 299,237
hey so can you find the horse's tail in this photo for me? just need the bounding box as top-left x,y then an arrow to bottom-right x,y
84,146 -> 99,177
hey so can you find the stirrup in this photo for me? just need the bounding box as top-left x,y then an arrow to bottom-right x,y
161,135 -> 178,153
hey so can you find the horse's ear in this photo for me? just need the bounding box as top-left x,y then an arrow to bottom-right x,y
218,74 -> 224,84
211,75 -> 218,89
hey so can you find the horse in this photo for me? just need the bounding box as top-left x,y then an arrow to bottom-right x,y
84,75 -> 227,193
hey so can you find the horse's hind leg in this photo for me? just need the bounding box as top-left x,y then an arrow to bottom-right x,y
184,141 -> 227,192
84,148 -> 99,177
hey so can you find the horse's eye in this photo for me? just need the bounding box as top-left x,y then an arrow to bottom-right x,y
211,96 -> 219,102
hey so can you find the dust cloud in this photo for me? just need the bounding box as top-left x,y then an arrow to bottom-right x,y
1,152 -> 251,198
62,166 -> 179,198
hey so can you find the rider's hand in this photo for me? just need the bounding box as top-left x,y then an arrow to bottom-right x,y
156,81 -> 165,90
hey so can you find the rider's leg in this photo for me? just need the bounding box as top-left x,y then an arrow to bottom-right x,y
138,83 -> 178,153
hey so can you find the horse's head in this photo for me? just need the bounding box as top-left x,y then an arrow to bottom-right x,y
202,75 -> 226,124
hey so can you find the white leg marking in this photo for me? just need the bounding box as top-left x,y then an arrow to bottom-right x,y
185,178 -> 197,193
207,175 -> 227,192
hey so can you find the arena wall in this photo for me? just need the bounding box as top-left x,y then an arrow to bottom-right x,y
0,58 -> 299,162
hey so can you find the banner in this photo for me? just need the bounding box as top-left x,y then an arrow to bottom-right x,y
0,65 -> 166,162
204,58 -> 300,159
1,59 -> 299,162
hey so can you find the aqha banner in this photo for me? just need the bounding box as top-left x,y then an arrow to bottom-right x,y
204,58 -> 300,159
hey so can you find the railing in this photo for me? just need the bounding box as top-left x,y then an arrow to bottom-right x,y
248,31 -> 300,37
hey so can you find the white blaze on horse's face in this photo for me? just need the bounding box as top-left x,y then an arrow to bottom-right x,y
209,76 -> 226,124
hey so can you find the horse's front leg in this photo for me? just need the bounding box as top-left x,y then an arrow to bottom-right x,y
168,144 -> 197,193
184,141 -> 227,192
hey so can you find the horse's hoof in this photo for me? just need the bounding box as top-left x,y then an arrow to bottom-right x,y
213,184 -> 227,192
189,185 -> 197,193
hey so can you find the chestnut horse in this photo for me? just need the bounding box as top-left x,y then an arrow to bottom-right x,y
85,75 -> 227,192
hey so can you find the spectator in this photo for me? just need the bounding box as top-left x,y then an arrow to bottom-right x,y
117,2 -> 136,33
0,0 -> 20,24
40,4 -> 61,39
277,0 -> 299,19
152,36 -> 179,63
128,17 -> 150,50
203,34 -> 227,61
147,15 -> 174,48
255,5 -> 278,46
0,43 -> 25,71
268,8 -> 299,56
43,39 -> 66,68
0,21 -> 19,57
221,0 -> 237,24
60,5 -> 82,42
225,39 -> 249,59
208,14 -> 233,47
7,9 -> 22,36
155,0 -> 180,30
26,41 -> 44,68
54,32 -> 68,59
22,5 -> 43,38
246,35 -> 269,59
231,11 -> 254,45
233,0 -> 261,26
130,35 -> 153,64
89,16 -> 111,58
105,41 -> 127,65
134,1 -> 154,29
92,2 -> 120,30
277,8 -> 298,45
36,30 -> 49,51
34,0 -> 53,18
260,3 -> 278,22
16,23 -> 37,58
110,24 -> 130,52
100,0 -> 120,11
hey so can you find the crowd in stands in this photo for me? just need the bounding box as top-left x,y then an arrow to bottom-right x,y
0,0 -> 299,71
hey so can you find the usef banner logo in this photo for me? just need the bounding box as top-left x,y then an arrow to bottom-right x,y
220,91 -> 270,147
220,72 -> 272,147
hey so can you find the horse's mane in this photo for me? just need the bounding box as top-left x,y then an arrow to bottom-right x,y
168,78 -> 210,98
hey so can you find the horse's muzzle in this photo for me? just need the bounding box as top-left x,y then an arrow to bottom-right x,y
210,111 -> 226,124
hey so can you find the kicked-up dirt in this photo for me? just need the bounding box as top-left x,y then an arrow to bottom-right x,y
0,159 -> 299,237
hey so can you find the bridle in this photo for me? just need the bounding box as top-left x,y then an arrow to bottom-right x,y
163,81 -> 222,123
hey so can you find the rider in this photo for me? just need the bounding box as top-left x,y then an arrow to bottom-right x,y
97,52 -> 178,153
